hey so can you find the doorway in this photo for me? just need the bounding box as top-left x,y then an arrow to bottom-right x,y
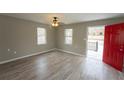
87,26 -> 105,60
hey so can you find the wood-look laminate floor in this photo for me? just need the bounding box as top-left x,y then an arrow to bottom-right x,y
0,51 -> 124,80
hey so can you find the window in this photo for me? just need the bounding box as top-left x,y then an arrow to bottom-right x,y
37,27 -> 47,45
65,29 -> 73,44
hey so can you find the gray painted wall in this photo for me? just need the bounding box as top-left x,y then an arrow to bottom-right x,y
0,15 -> 55,62
56,17 -> 124,55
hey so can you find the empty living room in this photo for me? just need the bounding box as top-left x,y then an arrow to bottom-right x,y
1,0 -> 124,92
0,13 -> 124,80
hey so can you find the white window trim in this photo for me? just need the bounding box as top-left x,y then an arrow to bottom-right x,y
37,27 -> 47,45
64,29 -> 73,45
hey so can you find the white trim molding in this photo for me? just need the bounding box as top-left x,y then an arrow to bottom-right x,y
56,48 -> 85,57
0,48 -> 56,64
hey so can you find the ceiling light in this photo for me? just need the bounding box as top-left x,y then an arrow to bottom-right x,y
52,17 -> 59,27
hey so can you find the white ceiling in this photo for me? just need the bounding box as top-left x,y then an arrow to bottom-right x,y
2,13 -> 124,25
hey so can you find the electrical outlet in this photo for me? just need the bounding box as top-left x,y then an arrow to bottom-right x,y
14,51 -> 17,54
8,49 -> 10,51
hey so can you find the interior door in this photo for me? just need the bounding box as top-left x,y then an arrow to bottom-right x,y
103,23 -> 124,71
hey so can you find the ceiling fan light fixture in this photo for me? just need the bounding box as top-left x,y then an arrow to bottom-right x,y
52,17 -> 59,27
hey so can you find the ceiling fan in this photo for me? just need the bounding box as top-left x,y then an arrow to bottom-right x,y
52,17 -> 59,27
51,17 -> 65,27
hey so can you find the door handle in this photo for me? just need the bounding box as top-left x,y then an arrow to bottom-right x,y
120,49 -> 123,51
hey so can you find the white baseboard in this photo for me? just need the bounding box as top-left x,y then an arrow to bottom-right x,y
56,48 -> 85,57
0,48 -> 85,65
0,48 -> 56,64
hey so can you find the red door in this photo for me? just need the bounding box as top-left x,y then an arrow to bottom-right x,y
103,23 -> 124,71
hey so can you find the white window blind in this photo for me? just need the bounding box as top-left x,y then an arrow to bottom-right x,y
37,27 -> 47,45
65,29 -> 73,44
